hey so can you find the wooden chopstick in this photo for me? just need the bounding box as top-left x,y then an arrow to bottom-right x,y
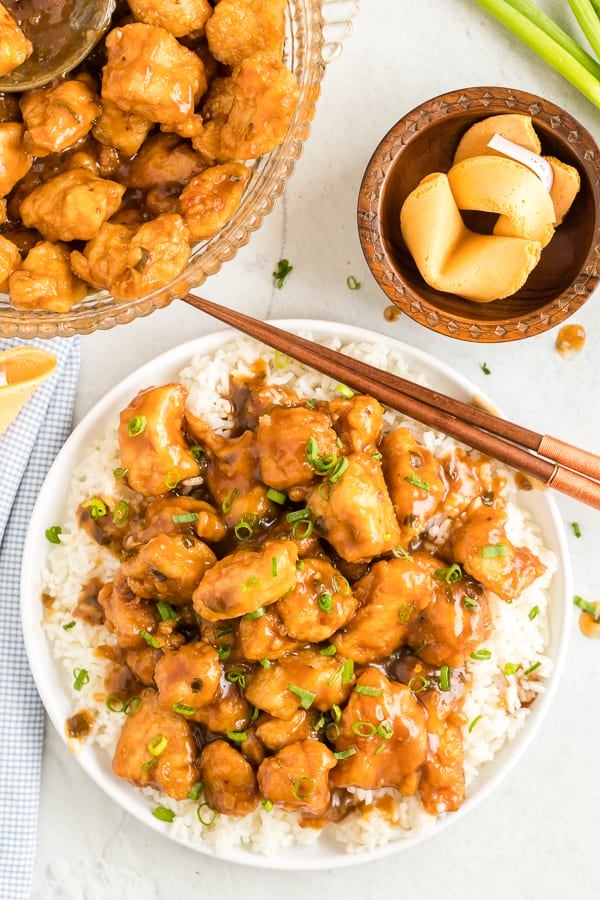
181,293 -> 600,511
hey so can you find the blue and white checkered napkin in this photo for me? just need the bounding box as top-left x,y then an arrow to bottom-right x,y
0,337 -> 79,900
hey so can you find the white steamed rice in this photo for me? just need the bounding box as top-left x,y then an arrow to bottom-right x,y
41,335 -> 556,856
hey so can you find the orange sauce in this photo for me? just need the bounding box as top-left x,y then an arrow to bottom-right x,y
41,591 -> 54,609
556,324 -> 586,357
384,305 -> 402,322
579,603 -> 600,639
65,709 -> 94,741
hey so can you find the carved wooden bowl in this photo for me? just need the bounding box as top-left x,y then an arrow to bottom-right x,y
358,86 -> 600,342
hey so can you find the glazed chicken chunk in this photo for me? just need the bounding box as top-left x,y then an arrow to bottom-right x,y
179,162 -> 251,242
20,78 -> 102,157
19,168 -> 125,243
0,235 -> 20,289
451,501 -> 546,602
113,690 -> 199,800
97,579 -> 160,651
332,553 -> 439,664
245,647 -> 355,719
192,539 -> 298,621
92,99 -> 153,156
254,709 -> 314,751
0,5 -> 33,76
307,451 -> 402,563
328,394 -> 384,454
206,0 -> 286,67
120,532 -> 217,602
331,668 -> 428,794
69,223 -> 136,292
118,383 -> 201,496
102,24 -> 207,127
9,241 -> 87,312
275,557 -> 358,643
381,426 -> 447,546
256,404 -> 341,494
200,740 -> 259,816
258,739 -> 336,817
238,606 -> 303,660
419,686 -> 466,815
192,681 -> 250,734
154,641 -> 221,714
128,0 -> 213,38
0,123 -> 32,196
131,496 -> 226,546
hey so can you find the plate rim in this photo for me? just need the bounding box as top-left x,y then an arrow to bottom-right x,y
20,318 -> 573,869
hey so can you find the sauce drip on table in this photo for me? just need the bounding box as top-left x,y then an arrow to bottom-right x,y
556,323 -> 586,357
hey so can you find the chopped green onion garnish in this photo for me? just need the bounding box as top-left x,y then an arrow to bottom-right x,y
112,500 -> 129,525
292,518 -> 314,539
83,497 -> 107,520
286,507 -> 312,523
266,488 -> 287,504
354,684 -> 383,697
250,705 -> 259,721
573,594 -> 600,619
463,596 -> 479,611
336,383 -> 355,399
165,468 -> 180,490
259,658 -> 271,668
291,776 -> 316,800
524,661 -> 542,676
113,466 -> 128,479
45,525 -> 62,544
273,258 -> 293,289
325,722 -> 340,741
261,799 -> 273,811
243,606 -> 266,620
413,640 -> 427,654
346,275 -> 361,290
318,592 -> 333,613
470,649 -> 492,661
124,696 -> 141,715
351,721 -> 377,737
173,703 -> 197,716
106,696 -> 125,713
342,659 -> 354,685
226,731 -> 248,742
374,743 -> 386,756
404,472 -> 430,492
397,601 -> 415,624
331,704 -> 342,723
481,362 -> 491,375
242,576 -> 260,591
188,781 -> 204,801
504,662 -> 519,676
392,546 -> 411,560
468,714 -> 483,733
329,456 -> 349,484
156,600 -> 180,622
319,644 -> 337,657
72,668 -> 89,691
221,487 -> 239,513
334,748 -> 356,760
62,620 -> 76,631
226,670 -> 246,688
481,544 -> 507,558
274,350 -> 290,368
172,512 -> 199,524
234,517 -> 255,541
287,683 -> 316,709
148,734 -> 167,756
434,563 -> 463,584
190,445 -> 205,461
139,631 -> 160,649
271,557 -> 278,577
408,674 -> 430,693
528,605 -> 540,621
127,415 -> 147,437
439,665 -> 452,691
377,719 -> 394,740
332,574 -> 350,595
152,806 -> 175,823
571,522 -> 582,538
218,645 -> 232,660
197,803 -> 217,826
141,758 -> 158,772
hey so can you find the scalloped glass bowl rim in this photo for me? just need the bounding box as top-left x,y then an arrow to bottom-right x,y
20,319 -> 572,869
0,0 -> 329,338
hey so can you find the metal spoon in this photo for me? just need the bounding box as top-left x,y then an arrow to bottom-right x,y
0,0 -> 115,93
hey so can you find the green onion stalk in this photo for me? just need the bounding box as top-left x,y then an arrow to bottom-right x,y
474,0 -> 600,108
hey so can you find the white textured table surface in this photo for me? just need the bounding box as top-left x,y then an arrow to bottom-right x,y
31,1 -> 600,898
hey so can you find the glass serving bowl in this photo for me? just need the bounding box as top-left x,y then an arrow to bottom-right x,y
0,0 -> 358,339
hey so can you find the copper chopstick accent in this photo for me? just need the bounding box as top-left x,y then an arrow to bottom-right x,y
181,293 -> 600,510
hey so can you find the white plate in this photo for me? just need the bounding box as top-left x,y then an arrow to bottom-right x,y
21,320 -> 572,869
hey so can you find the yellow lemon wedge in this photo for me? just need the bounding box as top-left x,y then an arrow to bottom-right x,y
0,346 -> 57,436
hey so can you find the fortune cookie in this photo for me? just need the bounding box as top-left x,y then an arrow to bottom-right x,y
0,346 -> 57,435
400,172 -> 541,303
